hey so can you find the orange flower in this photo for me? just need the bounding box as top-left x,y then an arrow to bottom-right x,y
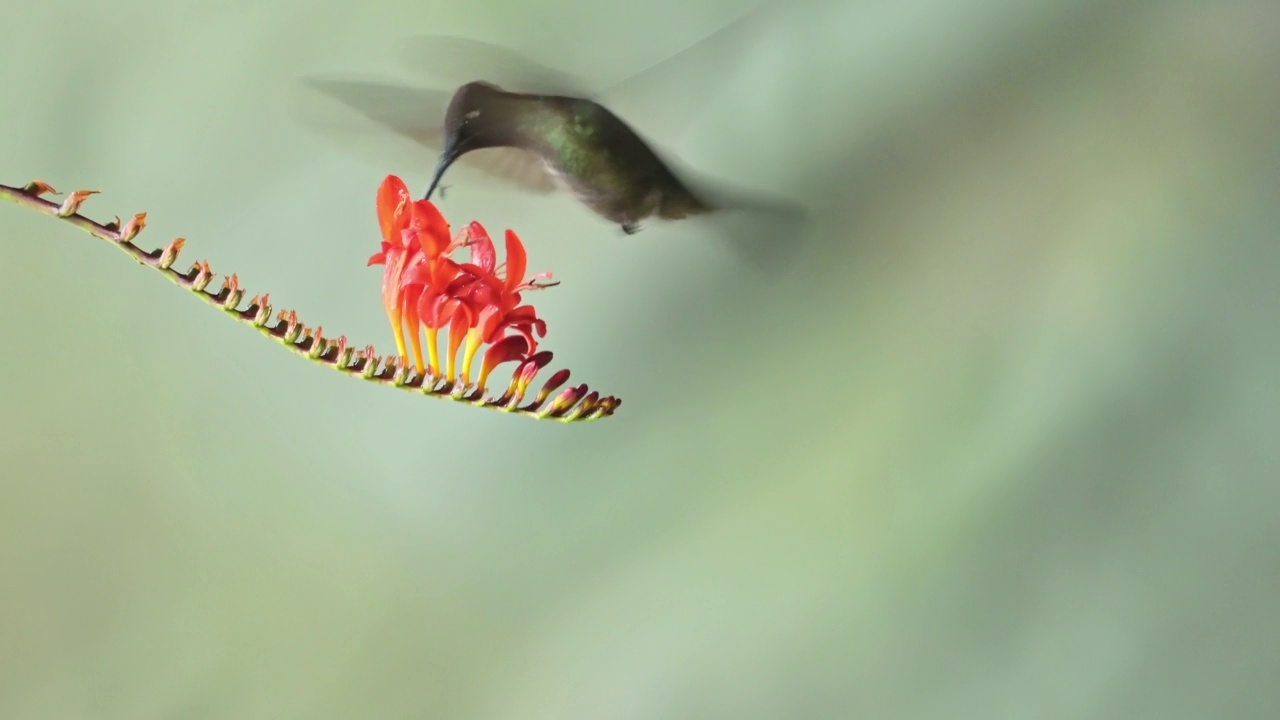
0,174 -> 619,422
367,175 -> 468,375
366,175 -> 428,371
444,222 -> 553,387
368,174 -> 556,391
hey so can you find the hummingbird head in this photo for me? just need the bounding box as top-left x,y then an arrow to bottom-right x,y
423,81 -> 513,200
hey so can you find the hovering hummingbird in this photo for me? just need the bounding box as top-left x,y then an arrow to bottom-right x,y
420,79 -> 752,235
301,2 -> 806,262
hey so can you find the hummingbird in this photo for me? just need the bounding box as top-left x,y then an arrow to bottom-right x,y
421,79 -> 730,235
300,2 -> 807,262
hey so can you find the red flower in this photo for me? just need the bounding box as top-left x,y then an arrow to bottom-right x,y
446,222 -> 551,387
367,174 -> 555,391
0,174 -> 620,422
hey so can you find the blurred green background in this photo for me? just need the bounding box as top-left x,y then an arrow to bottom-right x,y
2,0 -> 1277,717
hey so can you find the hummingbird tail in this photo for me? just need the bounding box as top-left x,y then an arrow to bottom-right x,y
696,185 -> 811,273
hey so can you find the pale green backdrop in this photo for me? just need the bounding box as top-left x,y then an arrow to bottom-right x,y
1,0 -> 1277,718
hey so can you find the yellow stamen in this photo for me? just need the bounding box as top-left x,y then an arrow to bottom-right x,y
404,300 -> 425,375
388,312 -> 407,367
444,325 -> 465,382
460,328 -> 483,386
407,325 -> 424,375
476,363 -> 494,393
425,327 -> 440,377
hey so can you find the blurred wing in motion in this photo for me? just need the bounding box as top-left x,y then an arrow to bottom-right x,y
297,0 -> 786,199
394,1 -> 785,145
669,164 -> 812,273
300,78 -> 448,147
394,34 -> 597,98
300,77 -> 557,194
591,0 -> 788,143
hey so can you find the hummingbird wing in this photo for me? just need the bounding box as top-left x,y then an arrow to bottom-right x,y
300,78 -> 449,147
673,171 -> 811,274
394,35 -> 596,98
633,141 -> 809,271
453,147 -> 559,194
394,3 -> 780,145
300,0 -> 784,199
593,0 -> 787,143
300,77 -> 558,194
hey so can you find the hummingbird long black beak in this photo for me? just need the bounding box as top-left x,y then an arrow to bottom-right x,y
422,143 -> 459,201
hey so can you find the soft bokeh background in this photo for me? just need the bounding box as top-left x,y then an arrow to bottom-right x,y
2,0 -> 1277,717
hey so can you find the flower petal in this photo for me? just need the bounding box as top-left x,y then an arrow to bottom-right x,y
377,175 -> 411,244
476,304 -> 503,342
528,368 -> 571,409
419,292 -> 448,329
401,259 -> 432,288
445,304 -> 472,380
476,334 -> 531,390
503,229 -> 527,294
402,285 -> 425,374
466,221 -> 496,274
409,198 -> 452,257
380,248 -> 407,316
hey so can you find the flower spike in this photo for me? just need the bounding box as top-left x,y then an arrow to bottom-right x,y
364,174 -> 619,419
0,177 -> 620,423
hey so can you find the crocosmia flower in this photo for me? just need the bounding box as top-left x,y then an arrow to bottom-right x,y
367,174 -> 619,421
0,175 -> 616,424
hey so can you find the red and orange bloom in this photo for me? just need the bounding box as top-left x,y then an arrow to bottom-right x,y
1,175 -> 618,423
367,174 -> 618,420
444,221 -> 551,387
366,175 -> 462,376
